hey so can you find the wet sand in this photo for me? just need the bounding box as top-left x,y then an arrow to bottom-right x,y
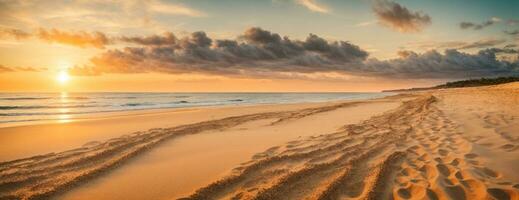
56,101 -> 399,200
0,100 -> 383,161
1,83 -> 519,200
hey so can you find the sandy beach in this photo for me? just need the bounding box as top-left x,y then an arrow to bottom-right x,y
3,1 -> 518,199
1,83 -> 519,200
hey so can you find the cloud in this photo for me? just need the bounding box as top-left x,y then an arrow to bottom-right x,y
0,65 -> 46,73
459,17 -> 501,30
0,1 -> 206,34
355,20 -> 377,27
458,38 -> 507,49
147,1 -> 206,17
0,27 -> 113,48
296,0 -> 329,13
36,28 -> 110,49
69,27 -> 519,80
0,28 -> 31,40
0,65 -> 14,73
71,27 -> 368,76
506,19 -> 519,26
372,0 -> 431,33
504,30 -> 519,36
396,50 -> 417,58
363,48 -> 519,79
119,32 -> 177,46
406,38 -> 507,50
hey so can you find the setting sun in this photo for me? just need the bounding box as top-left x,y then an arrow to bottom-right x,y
57,71 -> 70,84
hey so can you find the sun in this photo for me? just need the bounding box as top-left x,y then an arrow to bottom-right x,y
57,71 -> 70,84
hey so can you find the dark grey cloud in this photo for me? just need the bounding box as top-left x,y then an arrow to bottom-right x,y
459,17 -> 501,30
485,47 -> 519,54
372,0 -> 431,33
71,27 -> 370,77
363,49 -> 519,79
70,27 -> 519,80
119,32 -> 177,46
408,38 -> 507,51
242,27 -> 282,44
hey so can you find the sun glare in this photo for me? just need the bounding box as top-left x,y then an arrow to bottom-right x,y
57,71 -> 70,84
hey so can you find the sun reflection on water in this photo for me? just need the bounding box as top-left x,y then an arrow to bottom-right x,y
58,92 -> 71,123
60,92 -> 68,100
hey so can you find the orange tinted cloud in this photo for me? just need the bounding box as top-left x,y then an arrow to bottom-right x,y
0,65 -> 45,73
37,28 -> 110,49
1,27 -> 111,48
0,65 -> 14,73
296,0 -> 329,13
0,28 -> 31,40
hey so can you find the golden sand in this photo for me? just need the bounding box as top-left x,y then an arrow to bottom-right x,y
1,83 -> 519,200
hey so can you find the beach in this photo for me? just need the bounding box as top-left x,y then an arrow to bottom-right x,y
1,83 -> 519,200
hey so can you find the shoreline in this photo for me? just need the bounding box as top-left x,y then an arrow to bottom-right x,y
0,96 -> 399,161
0,92 -> 393,128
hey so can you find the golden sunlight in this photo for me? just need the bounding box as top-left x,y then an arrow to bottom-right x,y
57,71 -> 70,84
2,2 -> 519,200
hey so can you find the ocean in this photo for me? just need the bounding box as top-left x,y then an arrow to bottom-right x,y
0,92 -> 392,127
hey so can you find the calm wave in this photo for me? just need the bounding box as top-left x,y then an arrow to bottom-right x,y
0,92 -> 392,126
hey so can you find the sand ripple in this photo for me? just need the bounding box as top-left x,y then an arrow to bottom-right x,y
184,95 -> 519,200
0,101 -> 366,200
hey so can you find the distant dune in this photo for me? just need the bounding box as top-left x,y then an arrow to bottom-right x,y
383,76 -> 519,92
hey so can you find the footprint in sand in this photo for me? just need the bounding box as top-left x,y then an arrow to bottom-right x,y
464,153 -> 478,159
500,144 -> 516,152
397,188 -> 412,199
487,188 -> 513,200
426,189 -> 440,200
467,160 -> 481,166
450,158 -> 463,166
474,167 -> 501,179
438,148 -> 449,156
479,142 -> 494,147
444,184 -> 467,199
436,164 -> 452,176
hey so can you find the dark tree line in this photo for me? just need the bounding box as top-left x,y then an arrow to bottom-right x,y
383,76 -> 519,92
436,76 -> 519,88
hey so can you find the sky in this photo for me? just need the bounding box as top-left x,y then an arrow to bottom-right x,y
0,0 -> 518,92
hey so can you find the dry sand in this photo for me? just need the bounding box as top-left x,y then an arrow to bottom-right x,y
1,83 -> 519,200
